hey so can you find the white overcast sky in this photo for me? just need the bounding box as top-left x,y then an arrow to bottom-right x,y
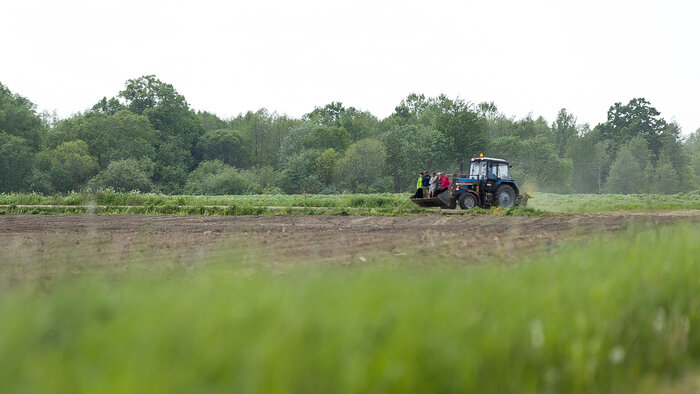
2,0 -> 699,135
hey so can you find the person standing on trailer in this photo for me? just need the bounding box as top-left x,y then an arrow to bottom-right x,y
428,172 -> 438,197
413,172 -> 424,198
440,172 -> 451,191
422,170 -> 431,198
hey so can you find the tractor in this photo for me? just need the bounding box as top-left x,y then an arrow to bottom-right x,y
411,156 -> 528,210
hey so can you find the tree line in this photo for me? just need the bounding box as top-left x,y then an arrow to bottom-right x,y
2,75 -> 699,195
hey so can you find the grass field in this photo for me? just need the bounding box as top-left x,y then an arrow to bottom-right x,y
1,190 -> 700,216
0,191 -> 418,209
2,223 -> 700,393
531,192 -> 700,213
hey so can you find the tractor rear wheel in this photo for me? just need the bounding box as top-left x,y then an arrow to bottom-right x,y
496,185 -> 516,208
459,193 -> 478,209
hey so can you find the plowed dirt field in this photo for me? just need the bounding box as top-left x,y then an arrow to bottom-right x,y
2,212 -> 699,270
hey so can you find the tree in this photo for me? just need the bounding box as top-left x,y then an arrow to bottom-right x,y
304,126 -> 351,152
626,134 -> 653,169
120,75 -> 188,117
278,123 -> 351,168
604,148 -> 642,194
313,148 -> 339,187
685,129 -> 700,188
482,112 -> 517,140
604,136 -> 651,194
33,140 -> 99,192
386,93 -> 458,129
265,114 -> 301,167
566,134 -> 610,194
0,132 -> 33,192
195,129 -> 249,168
380,125 -> 448,192
0,82 -> 44,151
185,160 -> 255,195
596,98 -> 667,156
302,103 -> 379,141
45,115 -> 87,149
87,159 -> 155,192
153,136 -> 194,194
304,102 -> 345,127
278,150 -> 323,194
232,109 -> 300,168
490,135 -> 572,192
656,122 -> 694,192
434,99 -> 488,165
244,166 -> 282,194
47,110 -> 157,169
279,124 -> 312,163
553,108 -> 579,157
119,75 -> 204,191
499,114 -> 553,140
477,101 -> 499,121
339,107 -> 379,141
90,96 -> 123,115
94,110 -> 158,167
647,153 -> 681,194
337,139 -> 388,192
389,93 -> 432,126
197,111 -> 228,132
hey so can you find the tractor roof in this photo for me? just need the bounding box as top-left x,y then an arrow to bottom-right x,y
471,157 -> 508,163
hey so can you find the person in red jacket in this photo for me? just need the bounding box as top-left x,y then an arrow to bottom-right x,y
440,172 -> 451,191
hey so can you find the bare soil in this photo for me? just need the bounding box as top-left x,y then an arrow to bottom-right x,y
2,211 -> 699,270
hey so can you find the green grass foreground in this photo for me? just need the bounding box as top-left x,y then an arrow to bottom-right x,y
2,224 -> 700,393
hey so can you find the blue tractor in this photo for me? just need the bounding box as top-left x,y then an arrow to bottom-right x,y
411,156 -> 528,210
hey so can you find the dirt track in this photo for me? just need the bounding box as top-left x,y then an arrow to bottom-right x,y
2,211 -> 700,269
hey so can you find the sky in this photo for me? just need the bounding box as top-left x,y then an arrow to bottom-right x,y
2,0 -> 699,135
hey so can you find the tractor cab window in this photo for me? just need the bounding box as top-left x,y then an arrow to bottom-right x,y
490,162 -> 510,179
469,161 -> 487,178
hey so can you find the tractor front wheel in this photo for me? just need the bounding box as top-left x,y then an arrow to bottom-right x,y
496,185 -> 516,208
459,193 -> 478,209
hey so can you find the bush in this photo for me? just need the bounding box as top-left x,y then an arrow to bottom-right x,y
184,160 -> 256,195
87,159 -> 155,193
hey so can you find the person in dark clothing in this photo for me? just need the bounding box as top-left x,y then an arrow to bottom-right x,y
422,171 -> 431,197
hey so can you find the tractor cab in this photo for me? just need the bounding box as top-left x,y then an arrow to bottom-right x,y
469,157 -> 512,182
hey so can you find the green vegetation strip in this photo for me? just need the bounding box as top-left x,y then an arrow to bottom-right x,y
1,225 -> 700,392
0,204 -> 546,217
0,191 -> 552,216
4,190 -> 700,216
0,204 -> 413,216
0,191 -> 419,209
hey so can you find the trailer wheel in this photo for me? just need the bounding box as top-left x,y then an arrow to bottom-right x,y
496,185 -> 516,208
459,193 -> 478,209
